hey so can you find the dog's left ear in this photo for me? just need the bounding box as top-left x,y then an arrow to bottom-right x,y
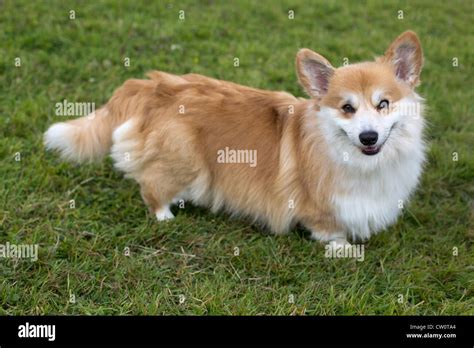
382,31 -> 424,87
296,49 -> 335,98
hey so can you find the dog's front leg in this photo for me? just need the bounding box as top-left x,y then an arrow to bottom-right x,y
309,229 -> 351,246
301,217 -> 350,246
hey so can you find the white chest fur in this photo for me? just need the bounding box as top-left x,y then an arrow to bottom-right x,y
332,153 -> 424,241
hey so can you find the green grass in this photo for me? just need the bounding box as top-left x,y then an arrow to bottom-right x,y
0,0 -> 473,315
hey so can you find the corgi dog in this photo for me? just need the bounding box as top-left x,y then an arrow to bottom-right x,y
44,31 -> 425,246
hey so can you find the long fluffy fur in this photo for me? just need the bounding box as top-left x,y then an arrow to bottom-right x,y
44,31 -> 425,243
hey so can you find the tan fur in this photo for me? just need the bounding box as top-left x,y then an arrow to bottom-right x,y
322,62 -> 410,113
108,71 -> 339,234
45,31 -> 423,241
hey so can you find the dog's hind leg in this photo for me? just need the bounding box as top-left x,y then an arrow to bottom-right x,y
110,119 -> 182,221
302,216 -> 350,246
138,179 -> 180,221
137,161 -> 200,222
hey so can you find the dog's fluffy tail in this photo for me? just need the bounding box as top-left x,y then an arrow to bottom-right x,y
44,107 -> 119,163
43,76 -> 156,163
44,72 -> 190,163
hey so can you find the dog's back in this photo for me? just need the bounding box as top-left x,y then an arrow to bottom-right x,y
45,71 -> 316,232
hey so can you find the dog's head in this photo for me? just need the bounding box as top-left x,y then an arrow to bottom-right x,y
296,31 -> 425,171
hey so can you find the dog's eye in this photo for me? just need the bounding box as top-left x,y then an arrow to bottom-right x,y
377,99 -> 389,111
342,104 -> 356,113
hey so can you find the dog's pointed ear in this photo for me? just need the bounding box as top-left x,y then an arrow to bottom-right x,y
296,49 -> 335,98
382,31 -> 423,87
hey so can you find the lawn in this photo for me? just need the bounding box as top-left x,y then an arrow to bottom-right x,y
0,0 -> 472,315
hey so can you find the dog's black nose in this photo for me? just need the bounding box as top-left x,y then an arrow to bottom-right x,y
359,131 -> 378,146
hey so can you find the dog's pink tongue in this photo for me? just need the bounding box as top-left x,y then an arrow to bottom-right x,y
362,145 -> 379,155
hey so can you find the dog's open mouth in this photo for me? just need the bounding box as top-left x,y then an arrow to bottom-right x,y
359,122 -> 398,156
361,145 -> 381,156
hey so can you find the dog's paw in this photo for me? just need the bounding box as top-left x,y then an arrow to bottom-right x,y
155,206 -> 175,221
327,238 -> 352,248
310,230 -> 348,244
